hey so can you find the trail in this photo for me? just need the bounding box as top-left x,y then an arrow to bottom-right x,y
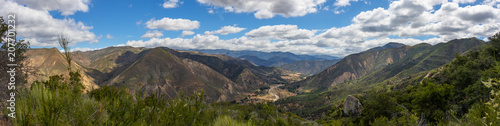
269,84 -> 283,102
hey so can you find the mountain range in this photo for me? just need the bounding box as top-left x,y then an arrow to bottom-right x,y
186,49 -> 341,67
277,38 -> 485,119
24,38 -> 485,105
25,46 -> 303,102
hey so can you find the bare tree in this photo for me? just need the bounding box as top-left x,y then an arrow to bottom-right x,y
58,34 -> 72,72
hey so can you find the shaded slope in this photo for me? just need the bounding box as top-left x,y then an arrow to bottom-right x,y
74,46 -> 145,73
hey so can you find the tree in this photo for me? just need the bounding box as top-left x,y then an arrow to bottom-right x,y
0,16 -> 30,123
58,34 -> 72,72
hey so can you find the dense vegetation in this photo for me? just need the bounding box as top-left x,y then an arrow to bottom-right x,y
4,71 -> 314,125
316,33 -> 500,125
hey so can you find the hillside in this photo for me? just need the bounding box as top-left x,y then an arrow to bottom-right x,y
24,48 -> 99,90
106,48 -> 244,102
278,38 -> 485,119
293,42 -> 412,92
24,46 -> 304,103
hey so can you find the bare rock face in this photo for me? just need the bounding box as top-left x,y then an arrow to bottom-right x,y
343,95 -> 363,117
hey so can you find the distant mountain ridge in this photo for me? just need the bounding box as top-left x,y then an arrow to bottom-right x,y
185,49 -> 341,67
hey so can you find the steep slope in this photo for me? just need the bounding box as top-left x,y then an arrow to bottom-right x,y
357,38 -> 484,87
280,59 -> 341,75
25,48 -> 99,90
295,43 -> 413,91
107,48 -> 244,102
277,38 -> 485,119
295,39 -> 483,92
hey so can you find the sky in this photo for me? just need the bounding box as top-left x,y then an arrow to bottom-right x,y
1,0 -> 499,57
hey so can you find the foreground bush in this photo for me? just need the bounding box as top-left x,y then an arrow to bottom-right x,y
8,72 -> 309,125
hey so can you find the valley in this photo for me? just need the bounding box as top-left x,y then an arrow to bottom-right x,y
2,0 -> 500,125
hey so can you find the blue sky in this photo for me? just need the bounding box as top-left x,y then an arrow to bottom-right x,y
1,0 -> 500,57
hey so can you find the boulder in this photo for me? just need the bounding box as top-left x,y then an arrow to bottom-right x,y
343,95 -> 363,117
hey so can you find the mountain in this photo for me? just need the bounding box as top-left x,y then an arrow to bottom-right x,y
106,48 -> 243,102
72,46 -> 302,102
75,46 -> 146,73
354,38 -> 484,88
186,49 -> 340,67
277,38 -> 485,119
24,48 -> 99,90
366,42 -> 406,52
280,59 -> 341,75
293,42 -> 412,92
294,38 -> 482,92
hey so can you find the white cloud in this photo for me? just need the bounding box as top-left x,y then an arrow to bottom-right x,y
483,0 -> 500,8
0,0 -> 98,47
122,34 -> 344,56
204,25 -> 246,35
334,0 -> 358,7
196,0 -> 326,19
245,25 -> 316,40
71,47 -> 102,52
145,17 -> 200,30
124,0 -> 500,57
181,31 -> 195,37
320,0 -> 500,46
14,0 -> 90,16
141,30 -> 164,38
452,0 -> 476,4
106,34 -> 113,39
163,0 -> 182,8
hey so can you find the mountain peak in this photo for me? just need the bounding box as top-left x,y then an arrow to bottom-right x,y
382,42 -> 405,49
366,42 -> 406,52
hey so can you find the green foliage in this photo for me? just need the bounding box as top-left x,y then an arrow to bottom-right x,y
11,71 -> 309,125
410,82 -> 453,122
213,115 -> 254,126
315,32 -> 500,125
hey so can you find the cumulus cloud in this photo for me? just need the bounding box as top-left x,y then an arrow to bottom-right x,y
126,0 -> 500,57
141,30 -> 164,38
245,25 -> 317,40
204,25 -> 246,35
181,31 -> 195,37
71,47 -> 102,52
334,0 -> 358,7
320,0 -> 500,46
106,34 -> 113,39
196,0 -> 326,19
0,0 -> 98,47
483,0 -> 500,8
13,0 -> 90,15
122,34 -> 344,56
163,0 -> 182,8
145,17 -> 200,30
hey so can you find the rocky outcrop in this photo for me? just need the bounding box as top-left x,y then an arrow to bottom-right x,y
343,95 -> 363,117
